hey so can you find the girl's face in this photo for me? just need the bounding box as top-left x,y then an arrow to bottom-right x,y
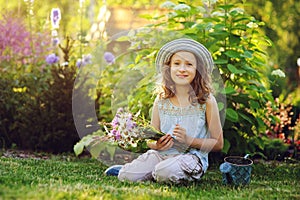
170,51 -> 196,86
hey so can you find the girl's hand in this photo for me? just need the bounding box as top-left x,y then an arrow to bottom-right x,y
149,134 -> 174,150
173,124 -> 192,146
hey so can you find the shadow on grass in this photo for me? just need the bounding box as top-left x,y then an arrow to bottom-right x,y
1,153 -> 300,199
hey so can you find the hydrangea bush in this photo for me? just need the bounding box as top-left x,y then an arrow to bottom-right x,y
92,0 -> 282,159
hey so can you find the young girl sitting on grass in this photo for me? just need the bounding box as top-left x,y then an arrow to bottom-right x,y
107,38 -> 223,184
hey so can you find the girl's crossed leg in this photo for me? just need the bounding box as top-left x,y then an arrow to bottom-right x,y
118,150 -> 203,184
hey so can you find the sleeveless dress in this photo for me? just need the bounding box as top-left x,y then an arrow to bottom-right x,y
157,98 -> 210,172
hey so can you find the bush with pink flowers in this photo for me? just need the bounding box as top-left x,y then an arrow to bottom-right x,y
0,12 -> 82,153
0,12 -> 52,69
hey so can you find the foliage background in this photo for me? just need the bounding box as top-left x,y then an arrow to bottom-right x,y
0,0 -> 299,160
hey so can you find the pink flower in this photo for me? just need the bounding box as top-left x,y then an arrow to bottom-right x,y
0,13 -> 52,65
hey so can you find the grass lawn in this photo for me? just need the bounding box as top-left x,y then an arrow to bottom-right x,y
0,151 -> 299,200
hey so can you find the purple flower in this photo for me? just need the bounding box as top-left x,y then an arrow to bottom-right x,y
51,8 -> 61,29
115,130 -> 121,140
104,52 -> 115,64
126,120 -> 135,130
76,54 -> 92,68
52,37 -> 60,46
117,107 -> 124,113
82,54 -> 92,65
45,53 -> 59,64
111,129 -> 121,140
111,117 -> 119,128
76,59 -> 82,68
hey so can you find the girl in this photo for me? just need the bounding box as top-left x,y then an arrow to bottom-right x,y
116,38 -> 223,184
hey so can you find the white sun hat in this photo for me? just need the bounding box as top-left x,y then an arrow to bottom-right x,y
155,38 -> 214,74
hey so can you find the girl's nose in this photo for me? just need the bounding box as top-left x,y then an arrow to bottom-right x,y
179,64 -> 186,71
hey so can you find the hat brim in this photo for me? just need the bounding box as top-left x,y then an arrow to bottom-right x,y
155,38 -> 214,74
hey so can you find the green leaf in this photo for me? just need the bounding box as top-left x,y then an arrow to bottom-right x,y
256,117 -> 265,128
233,17 -> 251,23
238,112 -> 254,125
229,35 -> 241,45
222,138 -> 231,154
249,100 -> 260,109
226,108 -> 239,122
116,35 -> 130,42
209,31 -> 229,40
74,142 -> 84,156
106,145 -> 117,161
224,50 -> 241,58
254,137 -> 265,150
89,141 -> 107,159
241,64 -> 257,75
135,54 -> 143,64
214,59 -> 228,64
223,86 -> 236,94
227,64 -> 246,74
214,24 -> 226,30
241,50 -> 253,58
218,4 -> 235,10
218,102 -> 224,111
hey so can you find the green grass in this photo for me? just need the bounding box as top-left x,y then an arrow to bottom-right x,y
0,155 -> 299,200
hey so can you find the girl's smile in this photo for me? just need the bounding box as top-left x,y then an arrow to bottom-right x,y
170,51 -> 196,85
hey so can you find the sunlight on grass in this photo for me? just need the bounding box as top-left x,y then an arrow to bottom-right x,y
0,156 -> 299,200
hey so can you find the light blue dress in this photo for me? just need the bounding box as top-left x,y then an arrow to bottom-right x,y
157,98 -> 210,172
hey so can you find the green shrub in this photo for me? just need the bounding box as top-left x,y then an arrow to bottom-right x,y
94,1 -> 275,157
263,138 -> 290,160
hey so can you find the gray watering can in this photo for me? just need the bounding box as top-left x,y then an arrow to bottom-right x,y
219,154 -> 253,186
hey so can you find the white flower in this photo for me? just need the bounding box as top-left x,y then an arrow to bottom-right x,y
174,4 -> 191,12
51,30 -> 58,37
61,62 -> 69,66
196,6 -> 206,13
211,11 -> 225,17
271,69 -> 286,78
167,12 -> 178,18
246,21 -> 258,29
160,1 -> 176,9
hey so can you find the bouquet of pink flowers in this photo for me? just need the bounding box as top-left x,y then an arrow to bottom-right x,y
102,108 -> 165,153
74,107 -> 187,158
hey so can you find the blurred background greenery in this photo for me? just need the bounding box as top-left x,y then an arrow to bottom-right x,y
0,0 -> 299,162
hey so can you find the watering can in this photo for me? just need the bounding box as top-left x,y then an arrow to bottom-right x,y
219,154 -> 253,186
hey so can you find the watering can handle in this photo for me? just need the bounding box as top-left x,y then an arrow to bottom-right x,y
244,154 -> 250,159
